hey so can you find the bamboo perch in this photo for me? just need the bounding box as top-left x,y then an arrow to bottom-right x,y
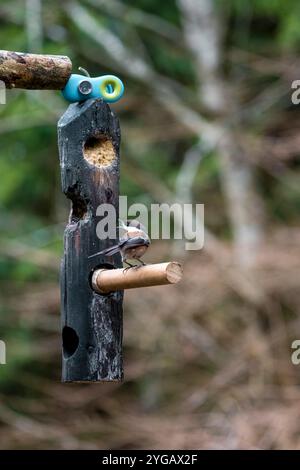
0,50 -> 72,89
92,262 -> 183,294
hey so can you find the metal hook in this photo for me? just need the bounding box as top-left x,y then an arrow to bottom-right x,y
78,67 -> 90,77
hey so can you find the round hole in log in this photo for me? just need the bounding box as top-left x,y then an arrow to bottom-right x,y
62,326 -> 79,358
84,136 -> 116,168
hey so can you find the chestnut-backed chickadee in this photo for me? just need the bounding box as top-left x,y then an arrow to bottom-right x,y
89,219 -> 150,267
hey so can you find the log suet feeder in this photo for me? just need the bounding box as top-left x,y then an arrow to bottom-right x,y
58,98 -> 124,382
0,50 -> 183,383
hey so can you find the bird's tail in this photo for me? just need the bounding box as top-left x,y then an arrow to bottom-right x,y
88,245 -> 120,259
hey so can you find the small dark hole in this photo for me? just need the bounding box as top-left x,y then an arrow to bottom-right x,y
67,183 -> 87,222
71,198 -> 87,222
62,326 -> 79,358
105,187 -> 113,201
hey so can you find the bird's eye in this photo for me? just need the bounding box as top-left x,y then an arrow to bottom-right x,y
78,80 -> 92,95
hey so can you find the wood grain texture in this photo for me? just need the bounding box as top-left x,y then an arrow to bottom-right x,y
0,50 -> 72,89
92,263 -> 183,294
58,98 -> 123,382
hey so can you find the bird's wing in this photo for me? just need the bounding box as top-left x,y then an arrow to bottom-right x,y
119,236 -> 150,249
89,236 -> 150,259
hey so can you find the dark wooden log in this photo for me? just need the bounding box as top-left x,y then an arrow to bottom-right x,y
58,98 -> 123,382
0,50 -> 72,89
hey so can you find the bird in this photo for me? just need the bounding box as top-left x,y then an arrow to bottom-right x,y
88,219 -> 150,268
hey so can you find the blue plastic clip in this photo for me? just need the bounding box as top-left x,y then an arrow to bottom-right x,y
62,67 -> 124,104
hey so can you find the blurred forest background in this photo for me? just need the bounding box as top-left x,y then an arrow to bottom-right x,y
0,0 -> 300,449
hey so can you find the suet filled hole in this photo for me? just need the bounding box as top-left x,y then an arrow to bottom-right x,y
84,136 -> 116,168
62,326 -> 79,359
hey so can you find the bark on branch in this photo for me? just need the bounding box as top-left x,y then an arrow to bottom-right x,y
0,50 -> 72,89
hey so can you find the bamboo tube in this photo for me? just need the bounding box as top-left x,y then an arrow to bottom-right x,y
0,50 -> 72,89
92,262 -> 183,294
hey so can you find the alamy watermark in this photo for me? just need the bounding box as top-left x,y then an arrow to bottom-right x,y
0,80 -> 6,105
0,340 -> 6,365
95,196 -> 204,251
291,340 -> 300,365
